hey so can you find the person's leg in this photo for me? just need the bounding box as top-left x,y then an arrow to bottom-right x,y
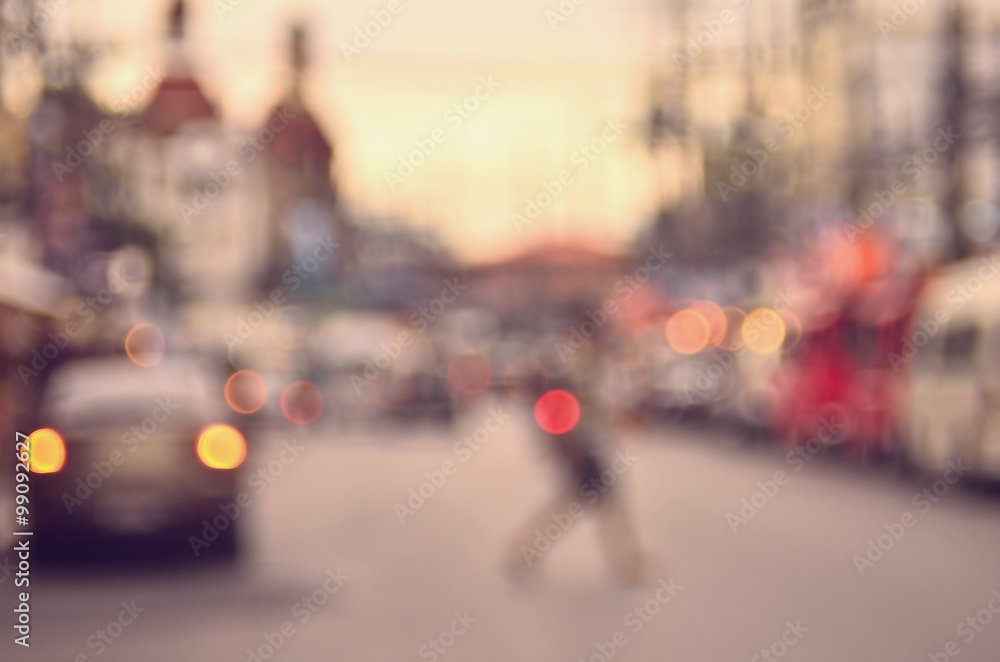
595,490 -> 644,584
504,490 -> 581,572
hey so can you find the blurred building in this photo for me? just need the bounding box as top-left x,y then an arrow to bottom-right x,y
25,50 -> 104,279
260,24 -> 342,293
464,243 -> 626,320
124,0 -> 268,304
341,212 -> 455,309
644,0 -> 1000,267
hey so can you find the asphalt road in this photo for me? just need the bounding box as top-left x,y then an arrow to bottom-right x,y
4,397 -> 1000,661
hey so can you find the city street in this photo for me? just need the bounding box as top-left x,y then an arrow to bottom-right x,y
3,0 -> 1000,660
5,398 -> 1000,661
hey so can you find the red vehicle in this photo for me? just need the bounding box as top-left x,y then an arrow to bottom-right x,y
768,234 -> 924,460
773,312 -> 905,458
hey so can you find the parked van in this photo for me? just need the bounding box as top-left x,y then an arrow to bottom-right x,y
899,254 -> 1000,481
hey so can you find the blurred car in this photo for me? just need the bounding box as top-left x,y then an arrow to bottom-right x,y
639,350 -> 741,420
766,272 -> 919,461
223,303 -> 323,426
899,255 -> 1000,481
315,311 -> 453,423
617,319 -> 743,423
770,317 -> 895,457
25,355 -> 248,558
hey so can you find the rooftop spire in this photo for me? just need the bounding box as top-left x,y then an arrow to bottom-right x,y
291,24 -> 307,74
169,0 -> 186,41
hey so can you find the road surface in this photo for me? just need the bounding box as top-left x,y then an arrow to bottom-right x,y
4,397 -> 1000,661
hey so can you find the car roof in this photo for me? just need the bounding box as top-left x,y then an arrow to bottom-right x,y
43,356 -> 225,427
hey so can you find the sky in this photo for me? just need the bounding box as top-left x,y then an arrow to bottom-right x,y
30,0 -> 663,264
9,0 -> 993,263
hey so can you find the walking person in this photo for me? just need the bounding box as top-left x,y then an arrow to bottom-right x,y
503,315 -> 644,585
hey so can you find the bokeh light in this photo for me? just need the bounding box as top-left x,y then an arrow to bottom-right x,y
446,350 -> 493,395
225,370 -> 268,414
690,300 -> 728,347
280,381 -> 324,425
535,389 -> 581,435
742,308 -> 787,354
26,428 -> 66,474
125,323 -> 166,367
665,308 -> 710,355
196,424 -> 246,470
853,238 -> 883,283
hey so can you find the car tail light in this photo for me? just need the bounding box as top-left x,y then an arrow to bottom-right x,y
26,428 -> 66,474
196,424 -> 246,470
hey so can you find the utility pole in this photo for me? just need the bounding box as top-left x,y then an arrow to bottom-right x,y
644,0 -> 691,212
940,0 -> 971,260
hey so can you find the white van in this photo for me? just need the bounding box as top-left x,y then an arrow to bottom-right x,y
899,253 -> 1000,481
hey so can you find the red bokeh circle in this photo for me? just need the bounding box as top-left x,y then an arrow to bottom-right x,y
280,380 -> 324,425
225,370 -> 267,414
534,389 -> 581,435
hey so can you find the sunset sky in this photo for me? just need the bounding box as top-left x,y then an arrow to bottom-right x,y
20,0 -> 663,264
9,0 -> 990,263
